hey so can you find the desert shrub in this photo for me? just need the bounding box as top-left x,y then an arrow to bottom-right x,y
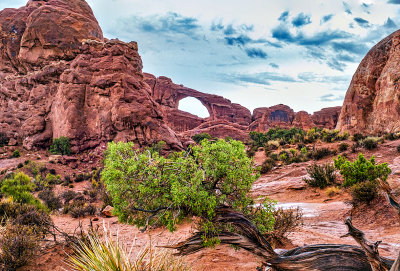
12,150 -> 20,158
17,163 -> 23,169
38,190 -> 62,211
0,172 -> 43,208
45,173 -> 62,185
61,190 -> 78,204
85,204 -> 97,215
147,141 -> 166,154
384,132 -> 400,141
260,158 -> 276,174
0,224 -> 39,271
0,133 -> 9,147
75,173 -> 91,183
326,187 -> 340,197
102,140 -> 275,246
360,137 -> 378,150
267,140 -> 280,150
338,143 -> 349,152
49,168 -> 56,175
310,148 -> 333,160
192,133 -> 212,144
68,229 -> 191,271
351,181 -> 378,204
304,163 -> 336,188
352,133 -> 366,142
266,207 -> 303,245
49,136 -> 71,155
334,153 -> 391,187
246,146 -> 257,158
0,202 -> 52,236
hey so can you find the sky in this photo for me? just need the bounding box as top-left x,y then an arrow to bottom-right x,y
1,0 -> 400,117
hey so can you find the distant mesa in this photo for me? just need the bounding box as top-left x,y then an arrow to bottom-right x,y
0,0 -> 345,152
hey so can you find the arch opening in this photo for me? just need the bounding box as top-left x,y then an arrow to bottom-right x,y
178,97 -> 210,118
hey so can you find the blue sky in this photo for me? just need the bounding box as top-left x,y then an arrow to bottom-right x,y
2,0 -> 400,116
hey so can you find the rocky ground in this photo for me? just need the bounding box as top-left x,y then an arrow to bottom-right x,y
1,138 -> 399,270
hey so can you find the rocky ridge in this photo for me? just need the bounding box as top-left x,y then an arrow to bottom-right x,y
0,0 -> 342,152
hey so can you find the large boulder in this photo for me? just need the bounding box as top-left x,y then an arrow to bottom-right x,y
337,30 -> 400,134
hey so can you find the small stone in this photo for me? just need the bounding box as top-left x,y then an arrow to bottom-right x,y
102,205 -> 114,217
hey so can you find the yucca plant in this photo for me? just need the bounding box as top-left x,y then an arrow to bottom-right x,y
68,228 -> 190,271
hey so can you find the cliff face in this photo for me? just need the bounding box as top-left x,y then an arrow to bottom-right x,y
0,0 -> 343,152
337,30 -> 400,134
0,0 -> 182,151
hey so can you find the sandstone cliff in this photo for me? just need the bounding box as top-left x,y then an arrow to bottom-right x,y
337,30 -> 400,134
0,0 -> 343,152
0,0 -> 182,151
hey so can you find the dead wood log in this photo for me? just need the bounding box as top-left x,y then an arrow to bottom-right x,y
342,217 -> 391,271
168,206 -> 394,270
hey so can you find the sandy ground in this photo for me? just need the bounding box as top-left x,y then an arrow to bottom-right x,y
7,139 -> 400,270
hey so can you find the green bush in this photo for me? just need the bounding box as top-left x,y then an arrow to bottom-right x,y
49,136 -> 71,155
360,137 -> 378,150
352,133 -> 366,142
1,172 -> 43,208
304,163 -> 337,188
338,143 -> 349,152
102,140 -> 275,245
351,181 -> 378,204
310,148 -> 333,160
260,158 -> 275,174
192,133 -> 212,144
12,150 -> 20,158
334,153 -> 391,187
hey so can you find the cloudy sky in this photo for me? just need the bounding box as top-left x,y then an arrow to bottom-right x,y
1,0 -> 400,117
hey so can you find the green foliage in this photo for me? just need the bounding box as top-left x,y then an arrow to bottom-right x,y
360,137 -> 379,150
12,150 -> 20,158
0,133 -> 9,147
304,163 -> 337,188
352,133 -> 366,142
1,172 -> 43,208
334,153 -> 391,187
351,181 -> 378,204
102,140 -> 275,245
147,141 -> 166,154
310,148 -> 334,160
260,158 -> 275,174
192,133 -> 212,144
49,136 -> 71,155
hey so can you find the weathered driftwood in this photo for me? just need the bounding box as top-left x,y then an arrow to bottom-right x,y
169,179 -> 400,270
168,207 -> 393,270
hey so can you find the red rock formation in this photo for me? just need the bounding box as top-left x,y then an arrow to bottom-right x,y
144,73 -> 252,126
250,105 -> 341,132
292,111 -> 314,130
312,106 -> 341,130
250,104 -> 296,131
337,30 -> 400,134
0,0 -> 182,151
